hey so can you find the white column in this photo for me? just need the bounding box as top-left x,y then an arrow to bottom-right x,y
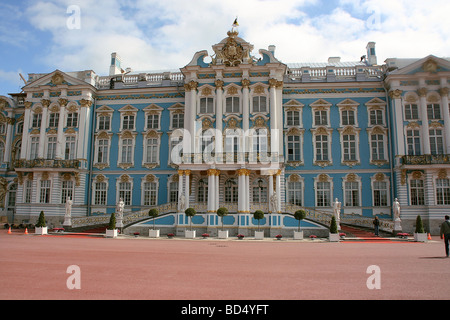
38,99 -> 49,159
178,170 -> 184,212
189,81 -> 198,151
184,170 -> 191,209
207,169 -> 215,213
269,79 -> 278,155
184,84 -> 192,153
242,79 -> 250,146
77,100 -> 91,160
56,99 -> 66,159
215,80 -> 224,134
390,89 -> 405,156
21,102 -> 32,159
276,83 -> 283,157
418,87 -> 431,155
215,170 -> 220,211
238,169 -> 245,213
276,170 -> 281,213
245,172 -> 250,213
439,87 -> 450,153
268,173 -> 274,213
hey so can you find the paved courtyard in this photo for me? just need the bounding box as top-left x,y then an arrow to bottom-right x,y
1,229 -> 449,301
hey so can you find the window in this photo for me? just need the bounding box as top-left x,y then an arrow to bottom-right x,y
16,121 -> 24,134
252,179 -> 267,203
94,182 -> 107,205
200,97 -> 214,114
24,180 -> 32,203
316,181 -> 331,207
7,184 -> 17,207
65,136 -> 76,160
48,113 -> 59,128
30,137 -> 39,159
47,137 -> 57,159
97,139 -> 109,163
373,181 -> 388,206
410,179 -> 425,205
98,115 -> 111,131
39,180 -> 51,203
406,130 -> 421,155
0,142 -> 4,164
197,179 -> 208,203
225,97 -> 240,113
169,181 -> 178,203
405,104 -> 419,120
67,113 -> 78,127
341,110 -> 355,126
146,114 -> 159,129
369,110 -> 383,125
143,182 -> 157,206
61,180 -> 74,204
287,181 -> 302,206
145,138 -> 159,163
32,113 -> 42,128
121,139 -> 133,163
436,179 -> 450,205
287,135 -> 301,161
314,110 -> 327,126
286,110 -> 300,126
172,113 -> 184,129
427,104 -> 441,120
224,179 -> 238,202
252,129 -> 268,154
118,182 -> 132,206
343,134 -> 356,161
370,134 -> 385,161
429,129 -> 444,155
122,115 -> 135,130
315,135 -> 329,161
252,96 -> 267,113
344,181 -> 360,207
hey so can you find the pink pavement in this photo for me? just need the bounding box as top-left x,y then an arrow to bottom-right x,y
0,229 -> 449,300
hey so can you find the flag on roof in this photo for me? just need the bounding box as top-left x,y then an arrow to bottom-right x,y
232,18 -> 239,27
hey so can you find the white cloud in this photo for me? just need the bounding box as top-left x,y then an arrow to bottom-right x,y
19,0 -> 450,77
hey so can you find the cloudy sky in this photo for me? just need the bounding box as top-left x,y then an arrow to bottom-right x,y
1,0 -> 449,95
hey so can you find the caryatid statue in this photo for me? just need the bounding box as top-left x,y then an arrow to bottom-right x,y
63,196 -> 73,227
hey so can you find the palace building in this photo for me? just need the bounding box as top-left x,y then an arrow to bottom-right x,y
1,26 -> 449,235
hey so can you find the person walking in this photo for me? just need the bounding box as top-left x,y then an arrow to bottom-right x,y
373,216 -> 380,236
440,215 -> 450,258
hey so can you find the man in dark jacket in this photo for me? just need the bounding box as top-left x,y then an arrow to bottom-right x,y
439,215 -> 450,258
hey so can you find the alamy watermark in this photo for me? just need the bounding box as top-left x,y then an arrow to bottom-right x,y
66,5 -> 81,30
366,265 -> 381,290
66,265 -> 81,290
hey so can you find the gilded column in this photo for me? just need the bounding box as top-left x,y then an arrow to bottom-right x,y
237,169 -> 245,213
215,170 -> 220,211
244,169 -> 250,213
215,80 -> 224,134
189,81 -> 198,151
418,88 -> 430,154
439,87 -> 450,153
242,79 -> 250,135
184,169 -> 191,209
177,170 -> 184,212
275,169 -> 282,213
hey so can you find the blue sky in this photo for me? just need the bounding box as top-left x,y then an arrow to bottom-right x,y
1,0 -> 449,96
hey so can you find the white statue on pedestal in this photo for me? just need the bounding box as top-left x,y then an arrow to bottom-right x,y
63,197 -> 73,227
393,198 -> 401,221
271,192 -> 279,213
179,193 -> 186,212
332,198 -> 341,221
116,198 -> 125,228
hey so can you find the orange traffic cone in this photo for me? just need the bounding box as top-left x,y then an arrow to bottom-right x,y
428,233 -> 432,240
24,228 -> 28,235
8,227 -> 12,234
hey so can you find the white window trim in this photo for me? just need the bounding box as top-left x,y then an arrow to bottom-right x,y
142,130 -> 161,168
370,173 -> 391,207
337,126 -> 361,166
313,174 -> 333,207
141,175 -> 159,207
342,174 -> 362,207
310,126 -> 333,167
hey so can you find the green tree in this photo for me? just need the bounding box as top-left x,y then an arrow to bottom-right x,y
415,215 -> 425,233
36,211 -> 46,228
108,212 -> 116,230
294,209 -> 306,232
253,210 -> 265,231
330,216 -> 338,234
148,208 -> 159,230
185,207 -> 196,231
216,207 -> 229,231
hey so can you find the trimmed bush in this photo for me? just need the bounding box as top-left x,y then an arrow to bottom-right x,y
294,209 -> 306,232
330,216 -> 338,234
253,210 -> 265,231
185,207 -> 196,231
415,215 -> 425,233
108,212 -> 116,230
148,208 -> 159,230
216,207 -> 229,231
36,211 -> 46,228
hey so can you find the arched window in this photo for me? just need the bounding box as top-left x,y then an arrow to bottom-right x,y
197,179 -> 208,203
252,179 -> 267,203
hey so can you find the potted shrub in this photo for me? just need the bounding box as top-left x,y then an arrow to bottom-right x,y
329,216 -> 340,242
148,208 -> 160,238
35,211 -> 48,235
216,207 -> 229,239
414,215 -> 427,242
253,210 -> 265,239
293,209 -> 306,240
184,207 -> 196,238
106,212 -> 118,238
